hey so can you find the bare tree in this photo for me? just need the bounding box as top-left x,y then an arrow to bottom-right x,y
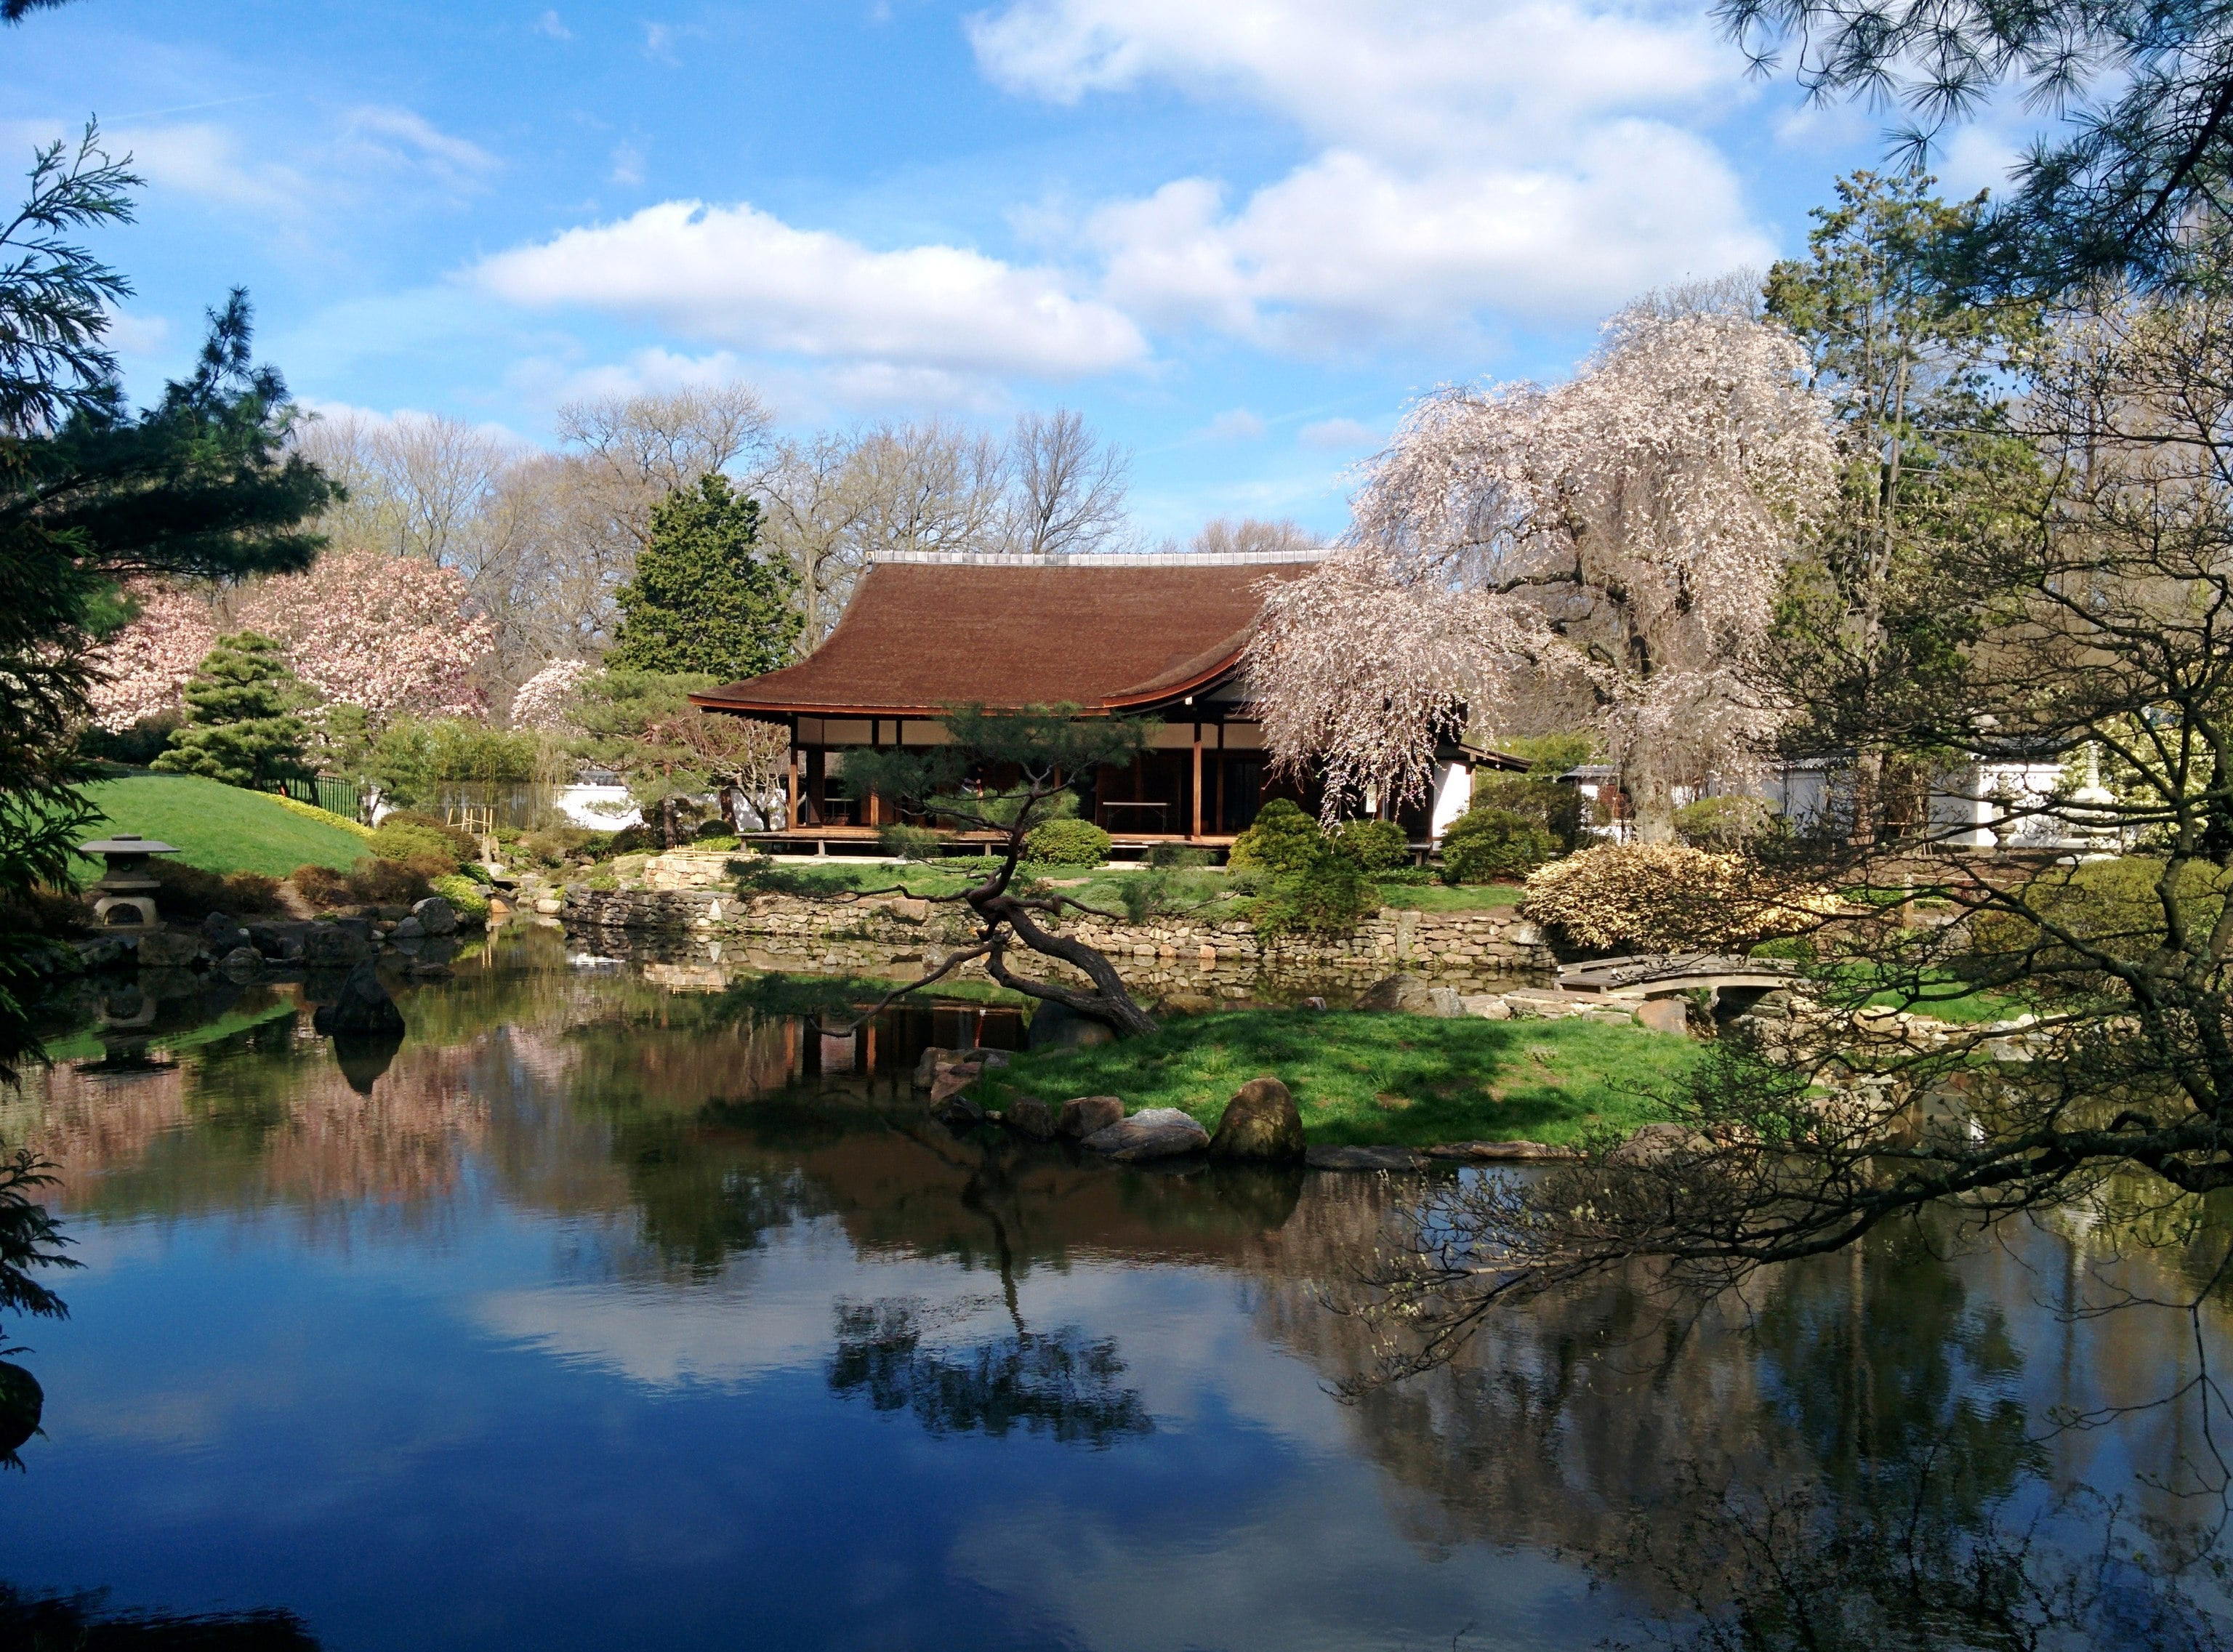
1001,407 -> 1130,557
1247,305 -> 1837,838
844,419 -> 1007,560
758,432 -> 877,644
293,409 -> 520,571
555,384 -> 774,510
1188,517 -> 1321,558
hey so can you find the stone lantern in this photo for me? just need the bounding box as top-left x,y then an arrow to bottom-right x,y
79,833 -> 180,928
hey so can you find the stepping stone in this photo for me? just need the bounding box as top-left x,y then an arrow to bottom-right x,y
1305,1145 -> 1430,1172
1423,1140 -> 1583,1162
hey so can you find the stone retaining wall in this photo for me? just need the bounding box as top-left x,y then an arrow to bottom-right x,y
562,884 -> 1554,1003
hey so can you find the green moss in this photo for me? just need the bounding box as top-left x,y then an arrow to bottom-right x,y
76,773 -> 371,882
977,1008 -> 1690,1148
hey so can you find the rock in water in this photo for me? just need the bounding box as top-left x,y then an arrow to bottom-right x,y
303,924 -> 374,967
1082,1107 -> 1210,1161
0,1361 -> 42,1455
411,895 -> 459,937
1357,973 -> 1436,1013
1207,1076 -> 1305,1164
1027,999 -> 1116,1051
312,960 -> 406,1038
1305,1145 -> 1430,1172
1005,1097 -> 1056,1140
1056,1095 -> 1125,1140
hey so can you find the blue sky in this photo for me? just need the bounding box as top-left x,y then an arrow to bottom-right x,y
1,1 -> 2033,541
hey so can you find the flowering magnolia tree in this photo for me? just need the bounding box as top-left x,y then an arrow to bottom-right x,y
507,658 -> 595,731
236,549 -> 494,724
1247,307 -> 1837,839
86,583 -> 218,732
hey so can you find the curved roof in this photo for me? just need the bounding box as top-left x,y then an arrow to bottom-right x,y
693,555 -> 1321,717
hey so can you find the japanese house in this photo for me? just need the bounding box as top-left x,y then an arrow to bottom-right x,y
692,549 -> 1522,853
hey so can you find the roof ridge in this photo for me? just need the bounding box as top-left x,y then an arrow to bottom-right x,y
868,549 -> 1327,568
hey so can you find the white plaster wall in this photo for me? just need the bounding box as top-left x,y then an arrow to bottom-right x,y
556,784 -> 642,830
1429,762 -> 1473,840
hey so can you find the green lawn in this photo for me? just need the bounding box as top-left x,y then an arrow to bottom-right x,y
76,773 -> 370,881
1371,881 -> 1526,911
975,1008 -> 1691,1148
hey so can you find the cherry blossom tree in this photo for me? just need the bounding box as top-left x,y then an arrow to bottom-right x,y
235,549 -> 494,723
85,582 -> 217,732
1248,304 -> 1837,839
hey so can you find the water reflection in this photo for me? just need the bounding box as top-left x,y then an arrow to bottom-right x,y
1,927 -> 2229,1649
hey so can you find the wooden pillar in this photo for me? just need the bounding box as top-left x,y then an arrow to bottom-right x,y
786,719 -> 800,831
1191,722 -> 1203,840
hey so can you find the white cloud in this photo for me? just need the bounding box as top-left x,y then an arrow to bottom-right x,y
1090,137 -> 1772,344
534,9 -> 571,40
472,199 -> 1150,377
973,0 -> 1774,342
609,140 -> 645,188
1297,416 -> 1375,451
337,105 -> 499,189
970,0 -> 1734,162
1202,407 -> 1265,440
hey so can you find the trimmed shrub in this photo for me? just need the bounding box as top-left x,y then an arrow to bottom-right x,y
1966,855 -> 2230,998
377,810 -> 478,858
518,825 -> 603,867
1228,799 -> 1321,874
1024,818 -> 1111,866
1521,842 -> 1831,954
1673,794 -> 1779,851
1330,818 -> 1411,871
1440,807 -> 1557,884
430,873 -> 491,924
272,794 -> 373,837
1468,777 -> 1588,853
146,861 -> 285,919
366,820 -> 465,869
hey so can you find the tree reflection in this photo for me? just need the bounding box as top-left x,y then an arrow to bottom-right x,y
829,1296 -> 1151,1448
0,1582 -> 317,1648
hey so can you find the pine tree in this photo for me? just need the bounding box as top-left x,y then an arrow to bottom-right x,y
608,473 -> 802,677
153,632 -> 313,790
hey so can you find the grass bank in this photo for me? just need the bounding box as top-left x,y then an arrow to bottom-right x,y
76,773 -> 369,881
976,1008 -> 1691,1148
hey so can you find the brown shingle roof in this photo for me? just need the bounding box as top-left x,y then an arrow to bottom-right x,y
693,556 -> 1320,716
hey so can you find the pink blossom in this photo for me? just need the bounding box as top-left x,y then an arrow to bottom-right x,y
508,658 -> 594,730
237,549 -> 495,723
85,583 -> 219,732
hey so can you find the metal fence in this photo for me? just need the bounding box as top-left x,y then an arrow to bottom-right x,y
274,775 -> 368,822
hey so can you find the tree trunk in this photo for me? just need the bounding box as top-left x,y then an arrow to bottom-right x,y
659,795 -> 678,849
1624,758 -> 1678,843
978,897 -> 1159,1038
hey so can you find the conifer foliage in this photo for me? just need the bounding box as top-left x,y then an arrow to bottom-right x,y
608,473 -> 801,678
153,632 -> 313,791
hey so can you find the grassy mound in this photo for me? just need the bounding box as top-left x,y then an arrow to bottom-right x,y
76,773 -> 369,882
976,1008 -> 1691,1148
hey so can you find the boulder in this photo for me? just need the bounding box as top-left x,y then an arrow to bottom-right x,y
1028,999 -> 1116,1051
200,911 -> 249,952
303,924 -> 374,967
411,895 -> 459,937
1635,997 -> 1691,1036
1425,986 -> 1466,1018
1357,973 -> 1436,1014
1056,1095 -> 1125,1140
1082,1107 -> 1209,1162
134,930 -> 206,969
392,916 -> 426,941
243,921 -> 306,962
934,1093 -> 987,1132
1425,1139 -> 1582,1162
1005,1097 -> 1056,1141
1207,1076 -> 1305,1164
219,946 -> 265,983
1606,1121 -> 1712,1167
928,1061 -> 987,1106
311,959 -> 406,1038
74,936 -> 132,971
1305,1145 -> 1430,1172
1460,994 -> 1513,1020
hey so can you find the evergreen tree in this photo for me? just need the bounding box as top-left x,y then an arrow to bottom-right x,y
608,473 -> 802,677
153,632 -> 313,790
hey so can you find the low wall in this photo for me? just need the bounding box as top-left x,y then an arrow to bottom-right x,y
562,883 -> 1554,1003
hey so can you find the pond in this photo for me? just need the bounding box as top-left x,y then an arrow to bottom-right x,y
1,923 -> 2227,1650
